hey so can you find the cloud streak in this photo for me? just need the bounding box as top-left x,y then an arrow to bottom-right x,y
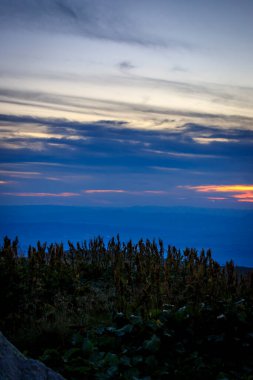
0,113 -> 253,207
0,170 -> 41,178
192,137 -> 239,145
1,86 -> 253,129
83,189 -> 168,195
182,185 -> 253,204
0,180 -> 11,185
3,192 -> 80,197
184,185 -> 253,193
83,189 -> 126,194
208,197 -> 228,201
0,0 -> 189,49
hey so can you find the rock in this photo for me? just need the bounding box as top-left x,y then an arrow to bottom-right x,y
0,332 -> 65,380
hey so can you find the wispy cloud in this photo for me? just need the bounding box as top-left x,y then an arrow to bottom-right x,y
143,190 -> 167,195
1,87 -> 253,129
150,166 -> 179,172
181,184 -> 253,204
1,113 -> 253,207
0,180 -> 11,185
0,0 -> 189,49
3,192 -> 80,197
144,149 -> 222,159
192,137 -> 239,145
0,141 -> 46,151
183,185 -> 253,193
83,189 -> 168,195
0,114 -> 252,168
233,193 -> 253,202
236,199 -> 253,203
171,65 -> 188,73
208,197 -> 228,201
83,189 -> 126,194
0,170 -> 41,178
118,61 -> 136,73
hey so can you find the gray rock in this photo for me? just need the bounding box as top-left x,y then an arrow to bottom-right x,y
0,332 -> 65,380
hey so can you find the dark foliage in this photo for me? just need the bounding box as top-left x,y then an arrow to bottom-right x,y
0,236 -> 253,379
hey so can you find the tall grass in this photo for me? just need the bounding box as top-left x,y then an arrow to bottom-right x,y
1,235 -> 253,378
1,235 -> 252,332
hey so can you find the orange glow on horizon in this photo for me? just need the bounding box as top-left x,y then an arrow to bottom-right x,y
232,192 -> 253,203
237,199 -> 253,203
233,192 -> 253,199
180,184 -> 253,204
184,185 -> 253,193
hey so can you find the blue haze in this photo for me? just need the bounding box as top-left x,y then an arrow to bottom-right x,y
0,205 -> 252,267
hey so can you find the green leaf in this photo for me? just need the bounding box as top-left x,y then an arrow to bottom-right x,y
130,314 -> 143,326
39,348 -> 62,367
82,337 -> 94,353
131,355 -> 143,366
104,352 -> 120,367
145,355 -> 158,368
71,332 -> 84,346
106,365 -> 119,378
67,364 -> 93,375
120,355 -> 131,367
216,372 -> 230,380
144,335 -> 160,353
63,347 -> 82,362
124,368 -> 140,379
115,324 -> 133,336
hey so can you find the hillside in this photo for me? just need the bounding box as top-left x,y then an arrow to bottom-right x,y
1,236 -> 253,379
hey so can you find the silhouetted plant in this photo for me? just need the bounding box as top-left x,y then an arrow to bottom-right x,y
0,236 -> 253,378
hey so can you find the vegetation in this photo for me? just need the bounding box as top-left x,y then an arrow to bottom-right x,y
0,235 -> 253,379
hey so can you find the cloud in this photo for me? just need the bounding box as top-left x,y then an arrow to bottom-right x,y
0,180 -> 11,185
143,190 -> 167,195
0,0 -> 189,49
118,61 -> 136,72
171,65 -> 188,73
208,197 -> 228,201
3,192 -> 80,197
183,185 -> 253,193
0,170 -> 41,178
1,113 -> 253,174
144,149 -> 223,159
0,140 -> 46,151
233,193 -> 253,202
1,113 -> 253,158
192,137 -> 239,145
0,113 -> 253,207
82,189 -> 169,197
150,166 -> 179,172
236,199 -> 253,203
1,85 -> 253,130
83,189 -> 126,194
54,0 -> 78,20
181,184 -> 253,204
123,74 -> 253,112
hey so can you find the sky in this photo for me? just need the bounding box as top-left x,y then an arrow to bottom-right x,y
0,0 -> 253,208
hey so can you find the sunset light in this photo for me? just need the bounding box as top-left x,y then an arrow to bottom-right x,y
1,2 -> 253,377
0,1 -> 253,260
181,185 -> 253,203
